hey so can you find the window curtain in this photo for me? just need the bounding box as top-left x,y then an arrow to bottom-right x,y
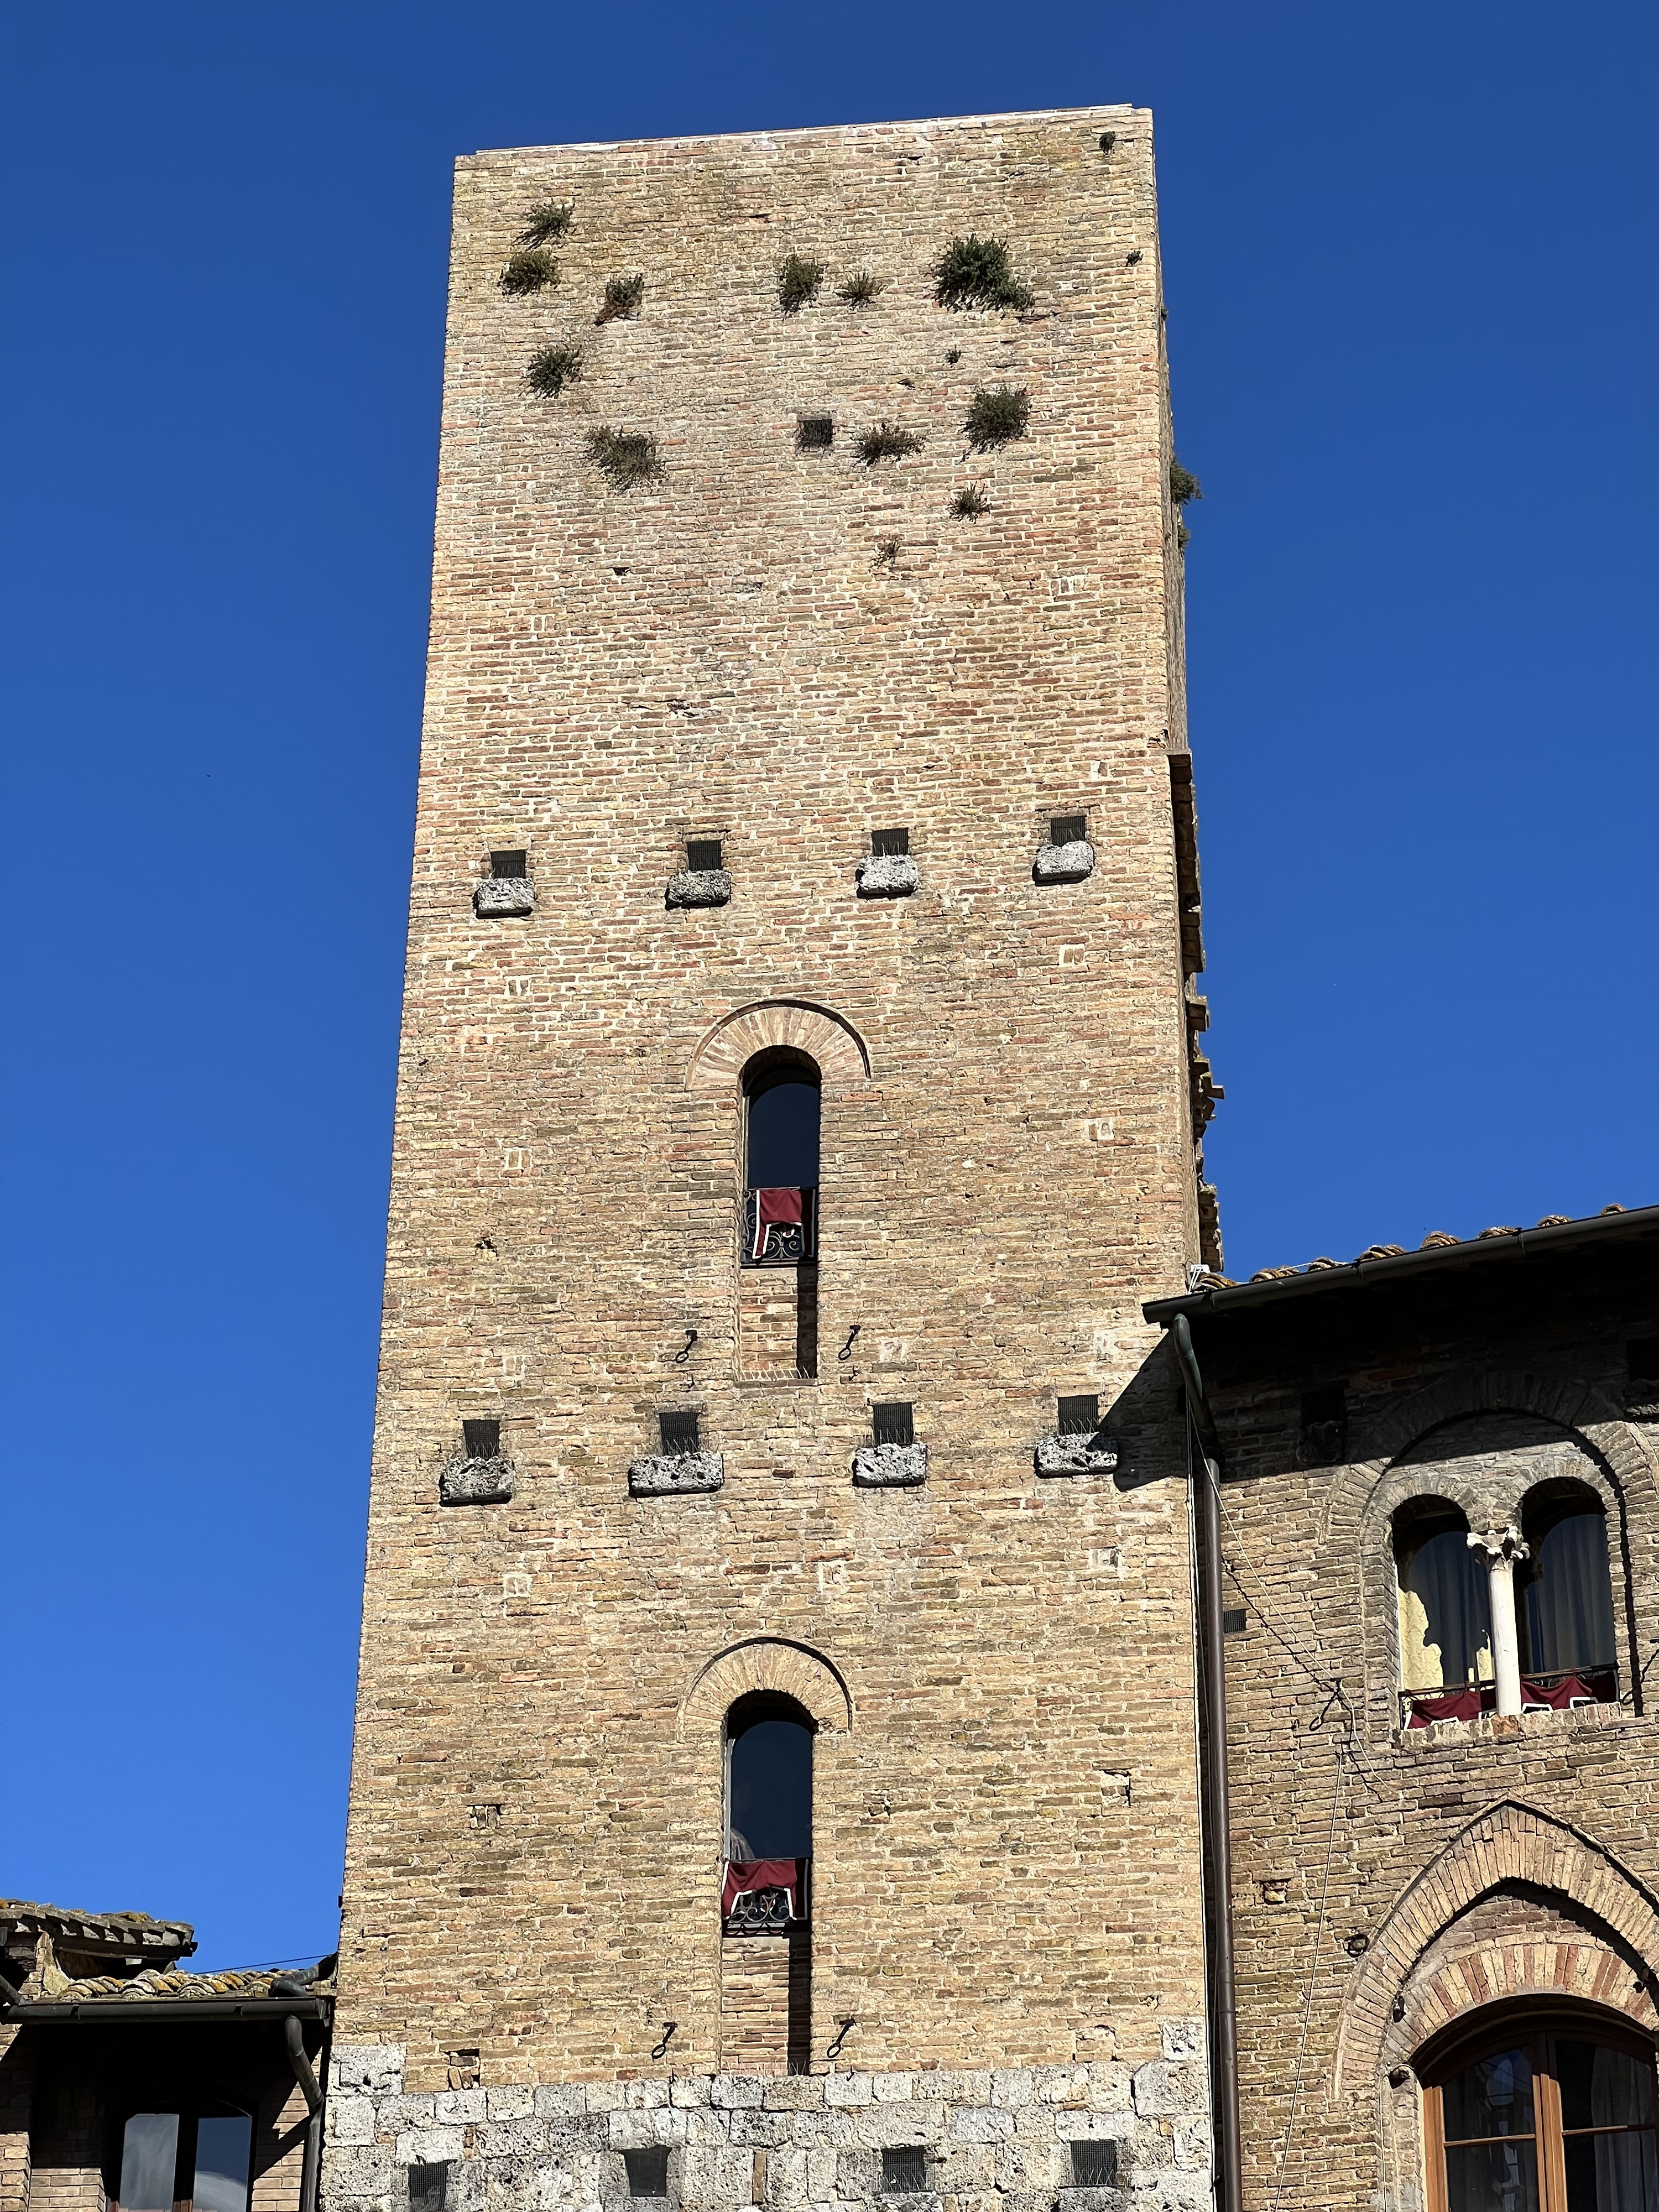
1399,1529 -> 1493,1691
1520,1514 -> 1616,1676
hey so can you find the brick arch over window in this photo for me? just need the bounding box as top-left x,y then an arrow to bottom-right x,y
1319,1369 -> 1654,1550
1334,1801 -> 1659,2101
687,1001 -> 871,1095
678,1637 -> 853,1737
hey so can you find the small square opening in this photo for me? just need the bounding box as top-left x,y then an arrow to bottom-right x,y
1050,815 -> 1087,847
1057,1393 -> 1100,1436
489,849 -> 528,879
462,1418 -> 501,1461
686,839 -> 723,874
622,2148 -> 669,2200
408,2164 -> 450,2212
881,2148 -> 927,2194
797,416 -> 834,450
871,827 -> 910,858
1222,1607 -> 1247,1636
1628,1338 -> 1659,1386
872,1402 -> 914,1447
659,1409 -> 701,1457
1067,2141 -> 1117,2189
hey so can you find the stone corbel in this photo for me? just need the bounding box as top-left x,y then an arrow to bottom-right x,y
852,1443 -> 928,1487
439,1454 -> 517,1505
629,1452 -> 725,1495
1035,1431 -> 1119,1478
666,869 -> 732,909
473,877 -> 534,918
1032,838 -> 1095,884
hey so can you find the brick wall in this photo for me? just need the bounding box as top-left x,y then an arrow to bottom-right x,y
330,97 -> 1213,2177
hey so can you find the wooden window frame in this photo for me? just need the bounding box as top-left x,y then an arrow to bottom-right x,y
1421,2008 -> 1659,2212
107,2104 -> 254,2212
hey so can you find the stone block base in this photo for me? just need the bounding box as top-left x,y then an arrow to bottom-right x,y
323,2042 -> 1211,2212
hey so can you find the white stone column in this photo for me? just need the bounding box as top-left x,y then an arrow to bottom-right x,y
1468,1525 -> 1531,1716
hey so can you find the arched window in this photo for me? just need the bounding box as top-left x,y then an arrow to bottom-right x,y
722,1692 -> 813,1932
1517,1482 -> 1619,1704
1422,2014 -> 1658,2210
742,1051 -> 820,1266
1396,1500 -> 1494,1723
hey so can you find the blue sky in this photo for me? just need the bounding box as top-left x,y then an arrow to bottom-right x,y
3,1 -> 1653,1969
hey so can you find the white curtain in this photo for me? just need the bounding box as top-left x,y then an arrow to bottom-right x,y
1399,1528 -> 1493,1690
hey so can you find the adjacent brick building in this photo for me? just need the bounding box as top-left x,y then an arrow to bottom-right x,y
326,102 -> 1218,2212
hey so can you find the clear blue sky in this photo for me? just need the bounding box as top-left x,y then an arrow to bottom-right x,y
3,1 -> 1652,1969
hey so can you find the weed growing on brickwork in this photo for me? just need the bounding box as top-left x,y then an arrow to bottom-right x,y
1170,460 -> 1202,506
587,428 -> 662,489
527,345 -> 582,398
838,267 -> 886,306
778,254 -> 826,313
966,385 -> 1030,449
499,249 -> 558,296
1099,131 -> 1117,154
856,421 -> 924,465
950,486 -> 990,518
874,538 -> 900,567
932,235 -> 1034,313
1177,521 -> 1191,550
945,348 -> 962,364
519,200 -> 574,247
596,273 -> 644,324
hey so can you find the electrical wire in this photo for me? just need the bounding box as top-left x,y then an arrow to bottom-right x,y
1268,1735 -> 1346,2212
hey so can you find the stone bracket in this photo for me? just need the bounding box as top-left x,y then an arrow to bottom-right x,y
666,869 -> 732,909
439,1455 -> 517,1505
1033,838 -> 1095,884
629,1451 -> 726,1496
474,879 -> 535,918
1035,1432 -> 1119,1478
855,855 -> 919,899
852,1442 -> 928,1487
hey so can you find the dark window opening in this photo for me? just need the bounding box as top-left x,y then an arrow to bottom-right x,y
659,1409 -> 701,1457
115,2110 -> 253,2212
873,1402 -> 914,1447
1299,1384 -> 1347,1467
1629,1338 -> 1659,1386
797,416 -> 834,450
686,839 -> 723,873
1222,1608 -> 1247,1636
1057,1393 -> 1100,1436
622,2149 -> 669,2201
1067,2142 -> 1118,2189
726,1691 -> 814,1861
745,1053 -> 821,1191
409,2166 -> 450,2212
871,827 -> 910,857
1427,2019 -> 1657,2212
1050,815 -> 1087,847
462,1418 -> 501,1460
1517,1484 -> 1617,1686
881,2148 -> 928,2194
488,849 -> 527,879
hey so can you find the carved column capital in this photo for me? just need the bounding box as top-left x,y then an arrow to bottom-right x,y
1467,1524 -> 1531,1568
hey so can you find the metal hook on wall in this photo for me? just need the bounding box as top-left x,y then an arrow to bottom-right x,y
651,2021 -> 678,2060
675,1330 -> 699,1365
825,2017 -> 857,2063
837,1325 -> 861,1363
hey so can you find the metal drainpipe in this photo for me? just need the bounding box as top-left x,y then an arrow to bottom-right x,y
1171,1312 -> 1244,2212
284,2015 -> 324,2212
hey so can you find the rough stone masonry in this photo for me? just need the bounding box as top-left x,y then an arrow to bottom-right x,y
327,105 -> 1215,2212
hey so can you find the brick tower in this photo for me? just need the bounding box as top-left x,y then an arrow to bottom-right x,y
327,106 -> 1218,2212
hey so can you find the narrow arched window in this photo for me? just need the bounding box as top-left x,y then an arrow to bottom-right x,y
722,1692 -> 813,1932
1517,1483 -> 1618,1704
742,1051 -> 820,1266
1395,1501 -> 1494,1726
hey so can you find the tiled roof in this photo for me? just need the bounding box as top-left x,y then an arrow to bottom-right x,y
39,1962 -> 336,2004
0,1898 -> 196,1950
1188,1204 -> 1636,1292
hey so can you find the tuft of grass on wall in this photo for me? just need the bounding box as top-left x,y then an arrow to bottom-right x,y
499,249 -> 559,296
966,385 -> 1030,449
587,427 -> 662,489
874,537 -> 900,567
527,345 -> 582,398
778,254 -> 826,314
1170,460 -> 1202,506
595,273 -> 645,325
519,200 -> 574,247
950,486 -> 990,518
932,235 -> 1034,313
856,421 -> 924,465
838,267 -> 886,306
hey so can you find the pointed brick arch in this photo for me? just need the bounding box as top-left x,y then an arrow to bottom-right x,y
678,1637 -> 853,1736
687,1000 -> 871,1094
1334,1801 -> 1659,2096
